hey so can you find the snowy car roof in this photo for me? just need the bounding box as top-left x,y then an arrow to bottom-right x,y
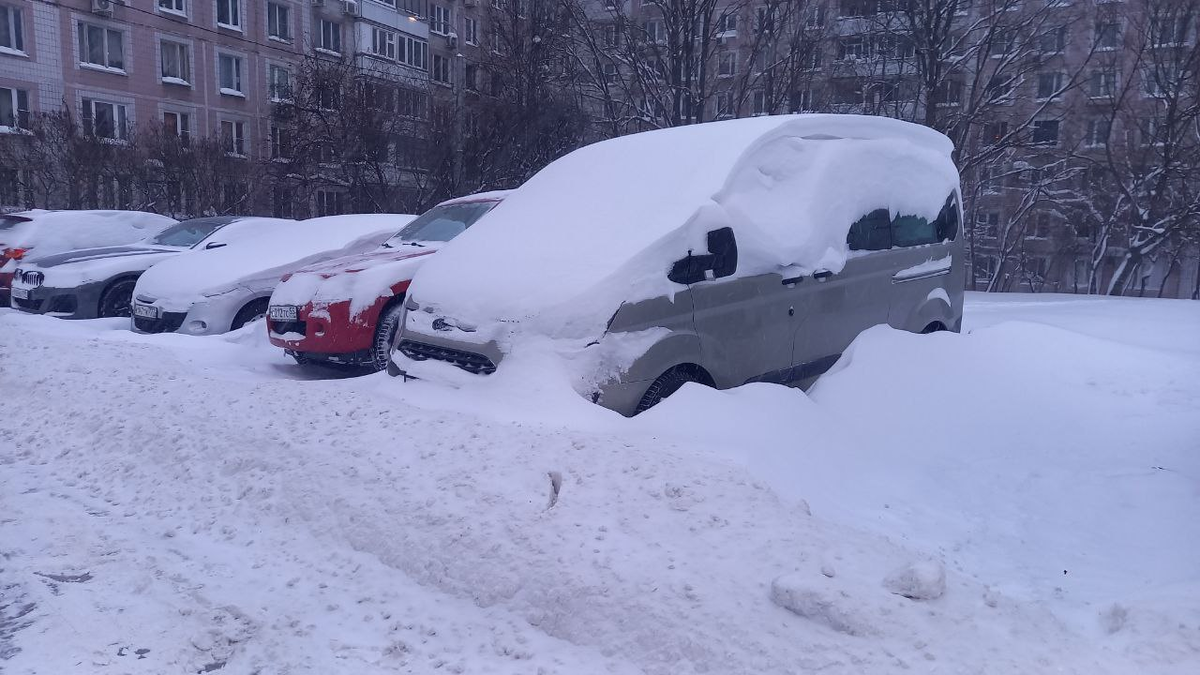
409,114 -> 959,337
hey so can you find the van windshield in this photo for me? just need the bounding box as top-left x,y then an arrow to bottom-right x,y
383,201 -> 498,247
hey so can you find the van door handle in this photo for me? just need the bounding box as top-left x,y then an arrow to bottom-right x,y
813,270 -> 834,281
781,276 -> 804,285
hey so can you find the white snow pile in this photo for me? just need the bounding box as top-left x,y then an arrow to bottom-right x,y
1,292 -> 1198,674
0,210 -> 176,271
270,248 -> 434,319
135,215 -> 412,311
410,114 -> 959,339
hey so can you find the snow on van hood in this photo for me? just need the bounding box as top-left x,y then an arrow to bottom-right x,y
135,215 -> 412,311
0,210 -> 177,273
270,246 -> 435,318
409,114 -> 959,340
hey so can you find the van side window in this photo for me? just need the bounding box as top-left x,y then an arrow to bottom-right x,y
847,209 -> 892,251
936,194 -> 959,242
892,215 -> 938,247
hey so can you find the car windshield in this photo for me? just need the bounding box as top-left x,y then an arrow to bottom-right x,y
153,220 -> 227,247
0,215 -> 32,231
384,201 -> 497,247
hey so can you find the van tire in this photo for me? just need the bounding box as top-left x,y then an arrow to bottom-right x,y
635,365 -> 711,414
231,298 -> 269,331
372,301 -> 406,372
97,277 -> 137,318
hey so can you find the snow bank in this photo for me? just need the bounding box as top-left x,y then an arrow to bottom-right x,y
411,114 -> 958,339
135,215 -> 410,310
0,210 -> 176,272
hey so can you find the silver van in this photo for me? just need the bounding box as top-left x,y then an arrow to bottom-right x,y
389,115 -> 963,415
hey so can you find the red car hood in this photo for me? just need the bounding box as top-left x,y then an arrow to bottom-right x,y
286,246 -> 436,279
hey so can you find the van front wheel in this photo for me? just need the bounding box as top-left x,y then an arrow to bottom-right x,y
635,365 -> 710,414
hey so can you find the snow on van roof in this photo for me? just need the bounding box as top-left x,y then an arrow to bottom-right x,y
410,114 -> 959,337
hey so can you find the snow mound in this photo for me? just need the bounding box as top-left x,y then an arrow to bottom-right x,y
770,573 -> 875,637
883,560 -> 947,601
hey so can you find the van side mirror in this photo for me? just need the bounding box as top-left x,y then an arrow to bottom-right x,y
668,228 -> 738,285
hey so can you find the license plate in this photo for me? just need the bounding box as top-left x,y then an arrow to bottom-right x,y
11,287 -> 28,300
133,303 -> 159,319
268,305 -> 297,321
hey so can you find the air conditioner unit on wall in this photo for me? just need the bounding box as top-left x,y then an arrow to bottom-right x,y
92,0 -> 119,16
342,0 -> 360,16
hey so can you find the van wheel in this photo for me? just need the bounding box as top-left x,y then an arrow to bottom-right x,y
635,365 -> 710,414
921,321 -> 947,334
371,302 -> 405,372
231,298 -> 269,331
98,278 -> 137,318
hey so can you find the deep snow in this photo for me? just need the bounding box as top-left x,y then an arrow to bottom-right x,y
1,292 -> 1198,674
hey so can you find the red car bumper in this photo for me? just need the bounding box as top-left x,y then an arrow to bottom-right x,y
267,296 -> 390,364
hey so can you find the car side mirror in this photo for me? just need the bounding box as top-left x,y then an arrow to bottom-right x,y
668,227 -> 738,285
205,241 -> 227,250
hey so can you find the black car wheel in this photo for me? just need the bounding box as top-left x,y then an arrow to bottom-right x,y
635,365 -> 713,414
371,302 -> 406,372
98,278 -> 137,318
231,298 -> 270,331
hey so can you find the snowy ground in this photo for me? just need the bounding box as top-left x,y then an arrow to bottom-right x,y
1,292 -> 1197,674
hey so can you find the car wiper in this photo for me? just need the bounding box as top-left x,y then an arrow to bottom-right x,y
381,241 -> 393,248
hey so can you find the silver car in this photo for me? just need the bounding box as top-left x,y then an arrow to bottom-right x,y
390,115 -> 964,415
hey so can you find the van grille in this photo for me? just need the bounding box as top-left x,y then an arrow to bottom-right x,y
398,339 -> 496,375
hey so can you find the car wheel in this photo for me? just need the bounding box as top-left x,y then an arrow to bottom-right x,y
635,365 -> 711,414
231,298 -> 269,331
98,278 -> 137,318
371,302 -> 405,372
921,321 -> 947,334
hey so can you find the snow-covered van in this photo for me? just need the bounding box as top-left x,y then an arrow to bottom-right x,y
1,210 -> 177,307
131,215 -> 413,335
390,114 -> 964,415
266,191 -> 508,370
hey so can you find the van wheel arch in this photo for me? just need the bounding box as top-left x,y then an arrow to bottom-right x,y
634,363 -> 715,414
920,321 -> 948,334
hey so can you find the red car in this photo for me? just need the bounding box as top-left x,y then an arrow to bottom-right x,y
266,191 -> 508,370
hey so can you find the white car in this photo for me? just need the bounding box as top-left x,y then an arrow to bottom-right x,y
1,209 -> 177,306
131,214 -> 415,335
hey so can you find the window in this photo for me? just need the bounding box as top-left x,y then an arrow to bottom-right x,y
1151,13 -> 1189,47
431,5 -> 451,35
602,23 -> 618,46
839,0 -> 878,18
847,209 -> 891,251
838,35 -> 869,61
82,98 -> 128,140
974,256 -> 996,282
976,212 -> 1000,238
1095,21 -> 1119,49
985,73 -> 1014,102
218,53 -> 243,95
269,124 -> 289,159
222,182 -> 247,213
756,7 -> 774,33
936,79 -> 962,105
990,28 -> 1016,56
315,190 -> 344,216
1031,212 -> 1053,238
398,87 -> 427,118
1036,71 -> 1063,99
1086,117 -> 1111,146
78,23 -> 125,70
272,185 -> 293,219
717,12 -> 737,35
372,27 -> 397,60
163,111 -> 190,145
160,41 -> 190,84
0,86 -> 29,129
718,52 -> 737,77
1140,116 -> 1163,146
401,35 -> 427,69
158,0 -> 186,15
432,53 -> 451,84
602,62 -> 618,82
752,90 -> 768,115
794,87 -> 813,111
982,121 -> 1008,144
1038,26 -> 1066,53
216,0 -> 241,30
220,119 -> 245,156
1089,70 -> 1117,97
269,64 -> 290,100
319,19 -> 341,53
643,20 -> 663,44
805,4 -> 826,27
892,214 -> 938,247
0,168 -> 22,207
1143,64 -> 1177,97
715,91 -> 734,118
268,3 -> 291,41
464,63 -> 478,91
464,17 -> 478,45
1,4 -> 23,52
491,31 -> 505,54
1032,119 -> 1060,145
